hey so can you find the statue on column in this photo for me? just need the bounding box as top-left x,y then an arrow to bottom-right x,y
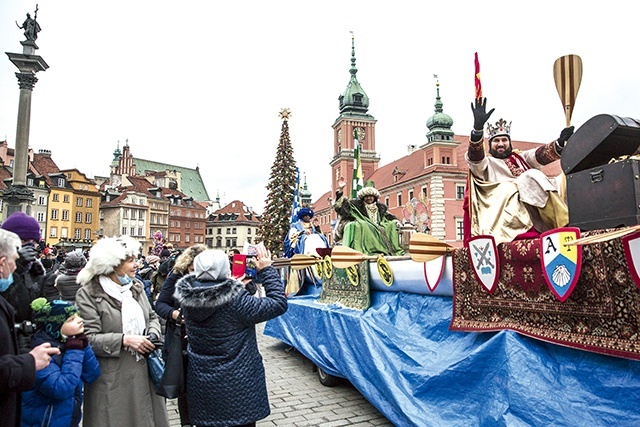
16,6 -> 41,42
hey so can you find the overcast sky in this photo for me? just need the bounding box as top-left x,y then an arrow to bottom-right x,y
1,1 -> 639,213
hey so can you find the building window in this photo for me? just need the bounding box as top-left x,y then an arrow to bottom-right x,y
57,178 -> 65,187
74,228 -> 81,239
61,228 -> 68,238
138,227 -> 143,236
51,209 -> 59,220
130,227 -> 135,236
232,228 -> 236,234
86,199 -> 92,208
247,237 -> 252,244
75,212 -> 82,222
170,221 -> 174,227
131,210 -> 137,220
62,210 -> 69,221
217,228 -> 222,235
397,193 -> 402,207
422,186 -> 428,199
123,209 -> 128,219
84,228 -> 91,239
85,213 -> 92,223
226,228 -> 231,235
456,218 -> 464,241
185,222 -> 190,229
37,212 -> 45,222
175,234 -> 180,242
248,228 -> 251,235
76,197 -> 83,207
176,221 -> 180,227
50,227 -> 57,237
456,185 -> 465,200
185,235 -> 190,243
122,227 -> 127,235
38,196 -> 46,205
385,197 -> 389,207
409,190 -> 414,201
216,237 -> 222,248
52,194 -> 59,202
63,195 -> 70,203
27,178 -> 34,186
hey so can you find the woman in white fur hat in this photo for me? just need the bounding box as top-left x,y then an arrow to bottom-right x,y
75,236 -> 169,427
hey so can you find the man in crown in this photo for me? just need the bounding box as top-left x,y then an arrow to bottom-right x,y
464,97 -> 574,243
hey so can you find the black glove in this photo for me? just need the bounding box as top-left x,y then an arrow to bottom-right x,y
65,333 -> 89,350
557,126 -> 575,148
16,245 -> 37,269
148,332 -> 163,347
471,97 -> 495,131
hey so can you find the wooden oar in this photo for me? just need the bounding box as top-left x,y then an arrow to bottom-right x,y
553,54 -> 583,127
330,246 -> 380,269
272,254 -> 320,270
409,233 -> 454,262
564,225 -> 640,246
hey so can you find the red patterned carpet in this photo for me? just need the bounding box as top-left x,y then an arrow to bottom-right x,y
451,234 -> 640,360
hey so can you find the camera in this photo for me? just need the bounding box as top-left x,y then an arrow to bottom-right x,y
15,320 -> 35,335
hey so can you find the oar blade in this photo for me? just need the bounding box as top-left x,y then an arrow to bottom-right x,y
289,254 -> 318,270
409,233 -> 453,262
330,245 -> 366,269
553,54 -> 583,126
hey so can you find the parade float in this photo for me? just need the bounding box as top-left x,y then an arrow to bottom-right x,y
264,56 -> 640,426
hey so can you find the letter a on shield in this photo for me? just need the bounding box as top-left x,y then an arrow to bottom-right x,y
466,235 -> 499,293
540,227 -> 582,302
622,231 -> 640,290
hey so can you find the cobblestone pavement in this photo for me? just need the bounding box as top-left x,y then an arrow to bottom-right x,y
166,323 -> 394,427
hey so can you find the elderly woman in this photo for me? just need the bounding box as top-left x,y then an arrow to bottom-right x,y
174,245 -> 287,427
154,243 -> 207,427
75,236 -> 169,427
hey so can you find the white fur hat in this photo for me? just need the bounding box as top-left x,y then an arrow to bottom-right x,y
193,249 -> 230,281
77,235 -> 141,285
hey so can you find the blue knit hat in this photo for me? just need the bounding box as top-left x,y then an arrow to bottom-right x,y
1,212 -> 40,241
31,298 -> 78,340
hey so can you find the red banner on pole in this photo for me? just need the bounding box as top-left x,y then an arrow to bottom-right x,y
474,52 -> 482,99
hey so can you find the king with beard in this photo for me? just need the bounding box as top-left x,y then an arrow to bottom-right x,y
464,97 -> 574,244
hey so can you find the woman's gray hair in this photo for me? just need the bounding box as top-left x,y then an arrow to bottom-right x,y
0,228 -> 21,259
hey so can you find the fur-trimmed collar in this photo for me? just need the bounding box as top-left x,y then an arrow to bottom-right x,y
84,276 -> 145,309
174,274 -> 243,310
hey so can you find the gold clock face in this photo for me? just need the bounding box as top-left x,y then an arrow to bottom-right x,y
337,129 -> 342,144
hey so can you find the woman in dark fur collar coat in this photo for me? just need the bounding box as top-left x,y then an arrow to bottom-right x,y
174,245 -> 287,427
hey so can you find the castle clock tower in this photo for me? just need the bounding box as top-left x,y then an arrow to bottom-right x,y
330,34 -> 379,198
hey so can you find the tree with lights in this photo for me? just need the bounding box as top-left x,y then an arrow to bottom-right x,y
258,108 -> 298,255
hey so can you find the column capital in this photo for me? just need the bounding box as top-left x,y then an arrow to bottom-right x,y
15,72 -> 38,90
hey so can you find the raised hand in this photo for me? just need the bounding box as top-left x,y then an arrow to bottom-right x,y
471,97 -> 495,131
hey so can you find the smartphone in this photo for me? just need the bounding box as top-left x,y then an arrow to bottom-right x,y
245,256 -> 257,279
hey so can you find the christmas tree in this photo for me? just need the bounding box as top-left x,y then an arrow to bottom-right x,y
258,108 -> 297,256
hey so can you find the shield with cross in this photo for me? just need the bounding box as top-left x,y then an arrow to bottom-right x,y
466,235 -> 499,293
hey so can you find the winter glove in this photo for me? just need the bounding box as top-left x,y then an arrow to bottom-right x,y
556,126 -> 575,148
65,333 -> 89,350
471,97 -> 495,131
16,245 -> 37,269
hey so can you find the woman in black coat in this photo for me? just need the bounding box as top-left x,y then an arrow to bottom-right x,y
154,244 -> 206,427
174,246 -> 287,427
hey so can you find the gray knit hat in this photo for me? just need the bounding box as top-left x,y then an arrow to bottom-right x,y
193,249 -> 230,281
62,249 -> 87,272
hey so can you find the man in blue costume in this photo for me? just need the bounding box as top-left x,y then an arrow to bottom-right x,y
284,208 -> 329,258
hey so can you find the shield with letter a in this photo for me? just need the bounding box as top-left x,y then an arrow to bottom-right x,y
540,227 -> 582,302
466,235 -> 499,293
622,231 -> 640,290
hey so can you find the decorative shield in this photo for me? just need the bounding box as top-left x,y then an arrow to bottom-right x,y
376,257 -> 393,287
540,227 -> 582,302
622,231 -> 640,290
423,256 -> 446,293
466,235 -> 499,293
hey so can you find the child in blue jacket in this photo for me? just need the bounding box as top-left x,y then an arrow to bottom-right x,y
21,298 -> 100,427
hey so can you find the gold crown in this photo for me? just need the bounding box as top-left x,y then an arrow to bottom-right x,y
486,118 -> 511,139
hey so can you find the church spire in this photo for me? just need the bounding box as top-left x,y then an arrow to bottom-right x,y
426,76 -> 454,142
338,32 -> 370,115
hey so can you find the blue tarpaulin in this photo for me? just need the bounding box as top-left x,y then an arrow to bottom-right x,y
264,291 -> 640,427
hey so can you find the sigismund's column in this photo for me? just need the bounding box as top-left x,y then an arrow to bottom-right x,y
3,7 -> 49,216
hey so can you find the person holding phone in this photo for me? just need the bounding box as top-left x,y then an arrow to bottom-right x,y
175,244 -> 287,427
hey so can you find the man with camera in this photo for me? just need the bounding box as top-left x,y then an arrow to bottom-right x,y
0,212 -> 46,353
0,228 -> 61,427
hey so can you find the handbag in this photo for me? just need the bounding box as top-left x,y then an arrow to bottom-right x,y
156,316 -> 187,398
147,347 -> 165,390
